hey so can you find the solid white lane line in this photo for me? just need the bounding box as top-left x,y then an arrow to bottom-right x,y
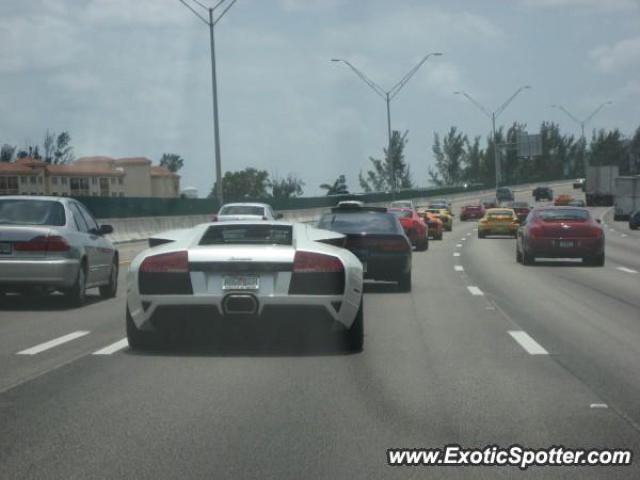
92,338 -> 129,355
17,331 -> 90,355
508,331 -> 548,355
453,252 -> 461,257
616,266 -> 638,274
467,286 -> 484,296
454,265 -> 464,272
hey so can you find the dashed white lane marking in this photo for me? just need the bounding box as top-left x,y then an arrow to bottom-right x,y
620,234 -> 627,238
508,330 -> 549,355
609,228 -> 615,232
453,252 -> 461,257
456,243 -> 463,247
17,331 -> 90,355
616,266 -> 638,274
460,238 -> 466,241
454,265 -> 464,272
92,338 -> 129,355
467,286 -> 484,296
590,403 -> 608,409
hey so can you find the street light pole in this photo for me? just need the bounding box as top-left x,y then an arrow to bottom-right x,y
551,101 -> 612,176
332,53 -> 443,196
454,86 -> 531,188
179,0 -> 237,204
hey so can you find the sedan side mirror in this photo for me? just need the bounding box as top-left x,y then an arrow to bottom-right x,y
98,224 -> 113,235
596,218 -> 602,224
276,213 -> 284,220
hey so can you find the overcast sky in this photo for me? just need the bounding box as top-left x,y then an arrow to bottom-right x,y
1,0 -> 639,196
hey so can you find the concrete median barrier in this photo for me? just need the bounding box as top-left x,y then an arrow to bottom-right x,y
103,181 -> 571,244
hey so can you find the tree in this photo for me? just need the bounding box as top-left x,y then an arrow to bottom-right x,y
43,130 -> 55,163
319,175 -> 349,195
463,136 -> 484,183
210,167 -> 270,201
428,127 -> 466,186
270,174 -> 305,200
159,153 -> 184,173
53,131 -> 73,164
628,126 -> 640,175
359,130 -> 412,192
589,128 -> 628,173
0,144 -> 16,162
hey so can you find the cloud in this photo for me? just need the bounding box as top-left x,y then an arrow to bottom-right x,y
521,0 -> 639,12
590,36 -> 640,72
279,0 -> 343,12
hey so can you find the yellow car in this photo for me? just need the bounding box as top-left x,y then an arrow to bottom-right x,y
478,208 -> 519,238
425,208 -> 453,231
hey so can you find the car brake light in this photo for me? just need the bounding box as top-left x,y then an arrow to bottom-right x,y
379,238 -> 410,252
14,235 -> 70,252
293,251 -> 343,273
140,250 -> 189,273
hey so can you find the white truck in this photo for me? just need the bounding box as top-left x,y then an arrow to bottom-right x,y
585,165 -> 619,207
614,176 -> 640,220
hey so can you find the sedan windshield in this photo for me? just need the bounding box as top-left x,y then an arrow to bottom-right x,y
0,199 -> 66,226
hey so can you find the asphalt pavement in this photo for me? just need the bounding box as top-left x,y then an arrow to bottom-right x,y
1,183 -> 639,479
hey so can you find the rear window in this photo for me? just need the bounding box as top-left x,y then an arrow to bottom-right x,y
219,205 -> 265,216
390,210 -> 412,219
0,199 -> 66,226
536,209 -> 590,221
200,224 -> 292,245
511,202 -> 529,208
318,212 -> 399,234
487,210 -> 514,218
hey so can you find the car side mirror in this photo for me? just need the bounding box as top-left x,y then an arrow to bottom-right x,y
276,213 -> 284,219
596,218 -> 602,224
98,224 -> 113,235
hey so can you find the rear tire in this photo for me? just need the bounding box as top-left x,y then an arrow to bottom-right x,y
344,299 -> 364,352
516,247 -> 522,263
126,307 -> 158,351
99,258 -> 118,299
436,232 -> 443,240
416,237 -> 428,251
478,231 -> 485,239
522,250 -> 534,266
585,253 -> 605,267
66,262 -> 87,307
398,271 -> 412,292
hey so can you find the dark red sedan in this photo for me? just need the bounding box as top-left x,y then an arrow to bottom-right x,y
516,207 -> 605,266
389,207 -> 429,251
460,204 -> 485,221
508,201 -> 532,223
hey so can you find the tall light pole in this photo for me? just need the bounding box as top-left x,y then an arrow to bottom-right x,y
454,86 -> 531,188
178,0 -> 237,204
551,101 -> 612,175
331,53 -> 443,196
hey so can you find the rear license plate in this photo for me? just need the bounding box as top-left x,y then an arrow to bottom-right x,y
0,242 -> 11,255
556,240 -> 575,248
223,275 -> 259,291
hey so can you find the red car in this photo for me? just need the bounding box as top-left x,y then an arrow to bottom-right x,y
508,201 -> 532,223
460,204 -> 485,221
389,208 -> 429,251
516,207 -> 605,266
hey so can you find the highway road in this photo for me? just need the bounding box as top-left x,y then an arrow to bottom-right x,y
1,183 -> 639,479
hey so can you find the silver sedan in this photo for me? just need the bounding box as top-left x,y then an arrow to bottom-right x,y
0,196 -> 118,306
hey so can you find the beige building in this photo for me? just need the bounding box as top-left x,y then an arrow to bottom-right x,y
0,156 -> 180,198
